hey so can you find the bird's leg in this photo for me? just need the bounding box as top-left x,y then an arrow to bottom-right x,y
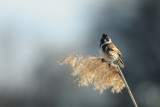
101,58 -> 105,63
108,63 -> 111,68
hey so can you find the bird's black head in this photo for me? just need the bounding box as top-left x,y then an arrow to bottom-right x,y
102,34 -> 110,41
100,34 -> 111,47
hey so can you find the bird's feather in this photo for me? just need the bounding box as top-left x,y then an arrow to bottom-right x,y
109,43 -> 122,56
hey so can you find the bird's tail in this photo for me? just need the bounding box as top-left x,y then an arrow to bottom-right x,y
118,58 -> 124,68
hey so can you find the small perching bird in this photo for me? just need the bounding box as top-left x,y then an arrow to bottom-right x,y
99,34 -> 124,68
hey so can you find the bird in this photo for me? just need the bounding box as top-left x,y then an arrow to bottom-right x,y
99,34 -> 124,68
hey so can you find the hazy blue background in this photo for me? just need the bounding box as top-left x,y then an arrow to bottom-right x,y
0,0 -> 160,107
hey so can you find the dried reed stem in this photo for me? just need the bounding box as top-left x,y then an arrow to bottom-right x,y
116,66 -> 138,107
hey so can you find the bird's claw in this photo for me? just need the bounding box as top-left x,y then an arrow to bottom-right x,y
101,58 -> 105,63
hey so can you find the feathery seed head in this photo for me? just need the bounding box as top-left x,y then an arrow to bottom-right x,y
59,53 -> 125,94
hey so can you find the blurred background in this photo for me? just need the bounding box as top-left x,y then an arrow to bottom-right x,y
0,0 -> 160,107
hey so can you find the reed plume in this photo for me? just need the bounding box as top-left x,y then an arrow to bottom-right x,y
59,53 -> 125,94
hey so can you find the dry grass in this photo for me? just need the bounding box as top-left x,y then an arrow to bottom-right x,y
59,53 -> 125,94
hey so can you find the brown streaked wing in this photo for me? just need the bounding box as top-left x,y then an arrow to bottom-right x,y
109,43 -> 122,56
